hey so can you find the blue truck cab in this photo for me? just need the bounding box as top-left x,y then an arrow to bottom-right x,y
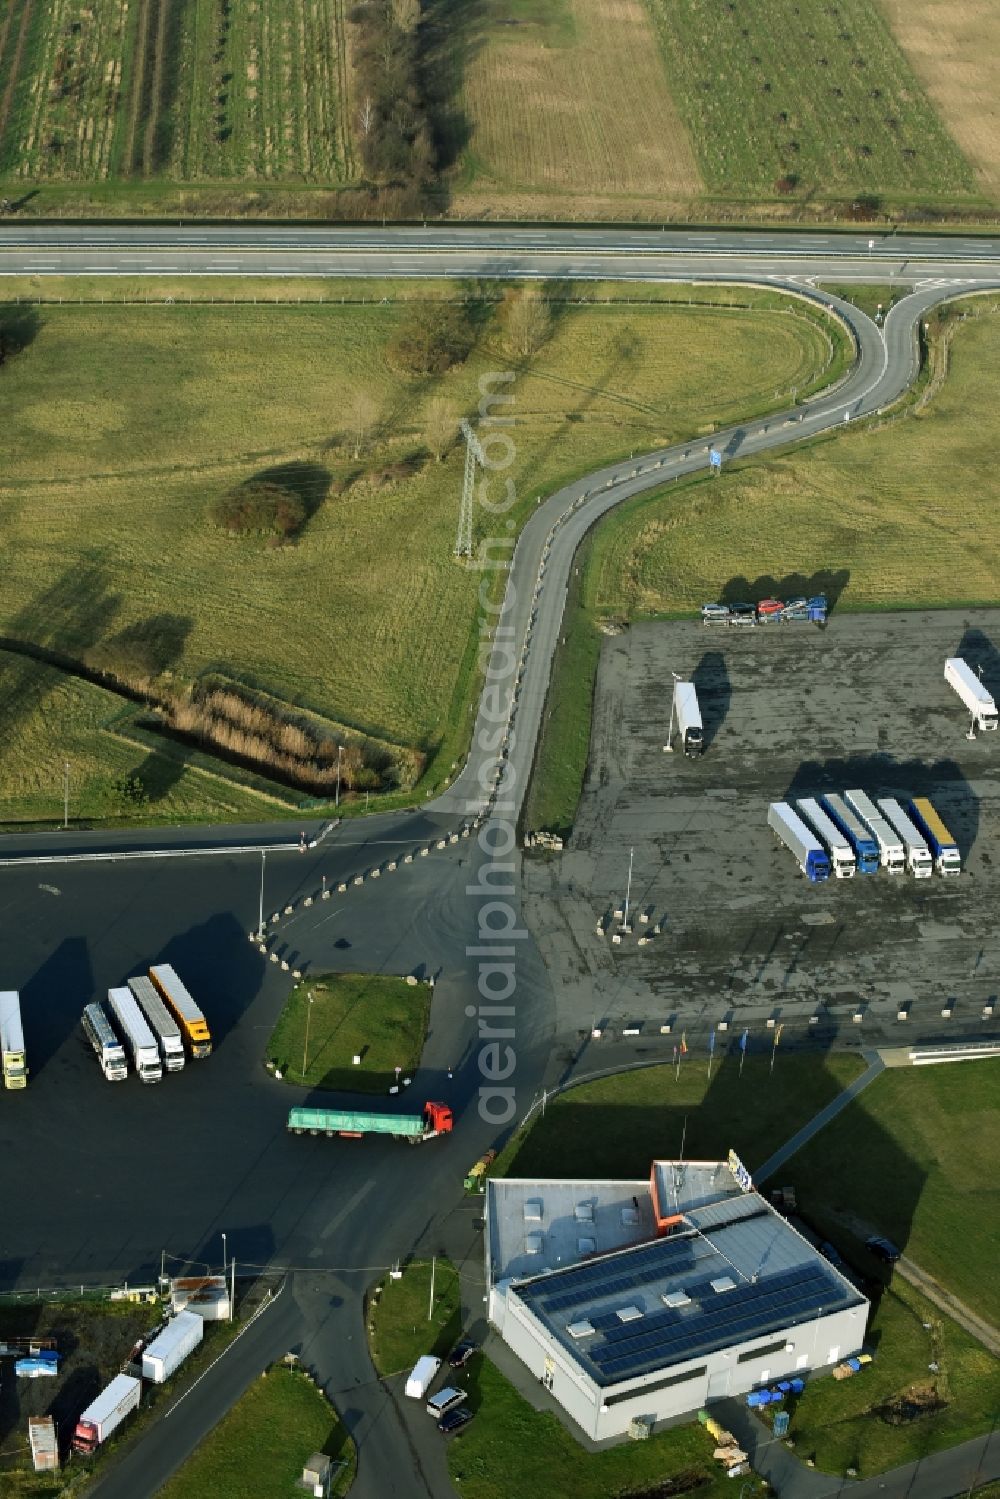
820,793 -> 880,874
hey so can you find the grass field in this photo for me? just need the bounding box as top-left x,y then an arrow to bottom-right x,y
882,0 -> 1000,200
447,1355 -> 730,1499
780,1060 -> 1000,1327
644,0 -> 978,202
0,280 -> 836,824
440,0 -> 702,220
492,1053 -> 864,1180
0,0 -> 353,184
368,1258 -> 463,1376
157,1365 -> 354,1499
266,973 -> 431,1092
588,305 -> 1000,620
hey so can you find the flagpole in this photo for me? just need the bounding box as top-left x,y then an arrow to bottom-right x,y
673,1044 -> 680,1082
707,1028 -> 715,1082
739,1029 -> 748,1078
770,1024 -> 782,1075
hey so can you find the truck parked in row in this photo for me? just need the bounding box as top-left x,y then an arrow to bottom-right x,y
141,1311 -> 203,1383
149,965 -> 212,1059
82,1001 -> 128,1081
796,798 -> 856,878
819,793 -> 879,874
128,976 -> 185,1071
0,990 -> 26,1089
767,803 -> 830,882
907,798 -> 961,876
106,987 -> 163,1083
288,1100 -> 454,1143
877,799 -> 934,879
844,789 -> 905,874
72,1373 -> 141,1454
671,681 -> 704,757
945,657 -> 997,732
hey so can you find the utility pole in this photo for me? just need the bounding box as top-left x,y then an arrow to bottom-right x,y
257,849 -> 266,940
63,761 -> 70,829
302,990 -> 315,1080
230,1258 -> 236,1322
221,1232 -> 227,1282
335,743 -> 343,808
427,1255 -> 436,1320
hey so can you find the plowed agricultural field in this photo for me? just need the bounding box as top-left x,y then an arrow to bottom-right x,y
0,0 -> 354,181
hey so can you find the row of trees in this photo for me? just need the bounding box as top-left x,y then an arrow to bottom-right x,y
349,0 -> 435,202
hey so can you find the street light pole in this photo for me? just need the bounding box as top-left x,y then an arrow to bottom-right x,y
302,990 -> 314,1080
63,761 -> 70,829
622,846 -> 634,933
257,849 -> 266,939
336,744 -> 343,808
221,1231 -> 227,1281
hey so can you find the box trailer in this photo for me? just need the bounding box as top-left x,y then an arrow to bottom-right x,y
106,986 -> 162,1083
672,681 -> 704,757
0,990 -> 26,1089
149,964 -> 212,1058
128,975 -> 185,1071
28,1416 -> 58,1473
288,1100 -> 454,1142
72,1373 -> 141,1453
141,1311 -> 204,1384
843,789 -> 906,874
81,1001 -> 128,1081
907,797 -> 961,876
405,1355 -> 441,1398
877,799 -> 933,878
767,803 -> 830,882
819,793 -> 880,874
796,798 -> 856,878
944,657 -> 998,731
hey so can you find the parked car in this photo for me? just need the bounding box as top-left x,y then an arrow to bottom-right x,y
865,1235 -> 901,1264
701,603 -> 730,623
728,602 -> 757,626
427,1387 -> 467,1419
782,609 -> 809,622
439,1406 -> 475,1437
756,598 -> 785,618
781,597 -> 808,615
819,1241 -> 845,1269
448,1339 -> 478,1369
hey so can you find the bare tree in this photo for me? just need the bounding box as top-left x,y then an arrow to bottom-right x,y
501,285 -> 552,360
424,396 -> 456,463
351,390 -> 378,460
358,95 -> 375,139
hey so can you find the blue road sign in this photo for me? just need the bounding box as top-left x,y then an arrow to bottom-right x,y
709,448 -> 722,470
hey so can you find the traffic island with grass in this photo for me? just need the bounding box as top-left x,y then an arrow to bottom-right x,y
266,974 -> 431,1093
367,1259 -> 463,1378
156,1363 -> 355,1499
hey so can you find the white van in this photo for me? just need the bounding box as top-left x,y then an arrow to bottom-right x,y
405,1355 -> 441,1399
426,1387 -> 465,1419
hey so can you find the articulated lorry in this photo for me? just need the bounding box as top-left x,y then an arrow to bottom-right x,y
128,975 -> 185,1071
877,799 -> 933,878
767,803 -> 830,882
0,990 -> 26,1089
843,789 -> 905,874
72,1373 -> 141,1454
149,964 -> 212,1058
796,798 -> 856,878
907,797 -> 961,876
288,1100 -> 454,1142
106,986 -> 163,1083
82,1001 -> 128,1081
671,681 -> 704,757
944,657 -> 998,732
819,793 -> 879,874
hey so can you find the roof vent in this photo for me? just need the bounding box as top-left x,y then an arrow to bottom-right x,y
577,1236 -> 596,1255
616,1305 -> 643,1323
574,1202 -> 595,1222
711,1276 -> 737,1294
525,1233 -> 543,1255
567,1319 -> 595,1339
662,1290 -> 692,1309
524,1199 -> 543,1222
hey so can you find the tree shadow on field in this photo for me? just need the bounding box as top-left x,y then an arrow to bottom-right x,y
421,0 -> 489,181
252,460 -> 331,526
721,568 -> 851,613
125,744 -> 192,806
956,626 -> 1000,701
0,303 -> 40,357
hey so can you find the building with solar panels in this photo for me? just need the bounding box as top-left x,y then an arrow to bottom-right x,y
485,1158 -> 868,1441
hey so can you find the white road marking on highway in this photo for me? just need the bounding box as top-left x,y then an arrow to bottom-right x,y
85,266 -> 116,272
321,1179 -> 376,1241
38,883 -> 61,896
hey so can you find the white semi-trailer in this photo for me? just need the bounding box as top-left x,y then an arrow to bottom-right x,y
671,681 -> 705,757
72,1374 -> 141,1453
877,799 -> 933,878
106,986 -> 162,1083
81,1001 -> 128,1081
944,657 -> 997,731
844,789 -> 906,874
128,975 -> 185,1071
796,798 -> 856,878
141,1311 -> 203,1383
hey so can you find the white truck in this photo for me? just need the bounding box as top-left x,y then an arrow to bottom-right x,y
72,1373 -> 141,1454
877,798 -> 933,878
671,681 -> 704,757
128,975 -> 185,1071
81,1001 -> 128,1081
844,789 -> 906,874
106,986 -> 163,1083
796,798 -> 856,878
767,802 -> 830,882
405,1355 -> 441,1398
141,1310 -> 203,1383
944,657 -> 998,731
0,990 -> 26,1089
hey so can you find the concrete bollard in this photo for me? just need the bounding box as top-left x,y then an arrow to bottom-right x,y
461,825 -> 471,838
897,1007 -> 908,1021
353,874 -> 364,885
269,952 -> 280,964
248,932 -> 257,942
406,975 -> 418,986
448,832 -> 459,844
637,936 -> 650,946
611,933 -> 622,945
717,1020 -> 728,1032
660,1023 -> 672,1035
766,1017 -> 776,1029
387,860 -> 397,872
371,867 -> 380,878
853,1010 -> 864,1023
420,846 -> 429,857
983,1004 -> 994,1018
293,969 -> 302,979
280,960 -> 289,971
322,888 -> 331,899
941,1006 -> 953,1019
337,882 -> 347,892
436,839 -> 446,850
304,897 -> 313,907
258,943 -> 268,955
403,852 -> 413,863
284,904 -> 294,915
809,1013 -> 820,1025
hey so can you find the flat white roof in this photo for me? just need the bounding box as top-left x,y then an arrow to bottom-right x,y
487,1179 -> 656,1284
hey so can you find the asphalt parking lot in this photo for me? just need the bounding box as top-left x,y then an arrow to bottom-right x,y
525,609 -> 1000,1041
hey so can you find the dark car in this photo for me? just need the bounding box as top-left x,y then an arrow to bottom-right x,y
447,1339 -> 478,1369
439,1406 -> 474,1436
866,1235 -> 901,1264
819,1241 -> 845,1269
727,602 -> 757,626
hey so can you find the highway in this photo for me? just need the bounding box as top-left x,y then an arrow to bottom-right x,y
1,226 -> 998,1497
